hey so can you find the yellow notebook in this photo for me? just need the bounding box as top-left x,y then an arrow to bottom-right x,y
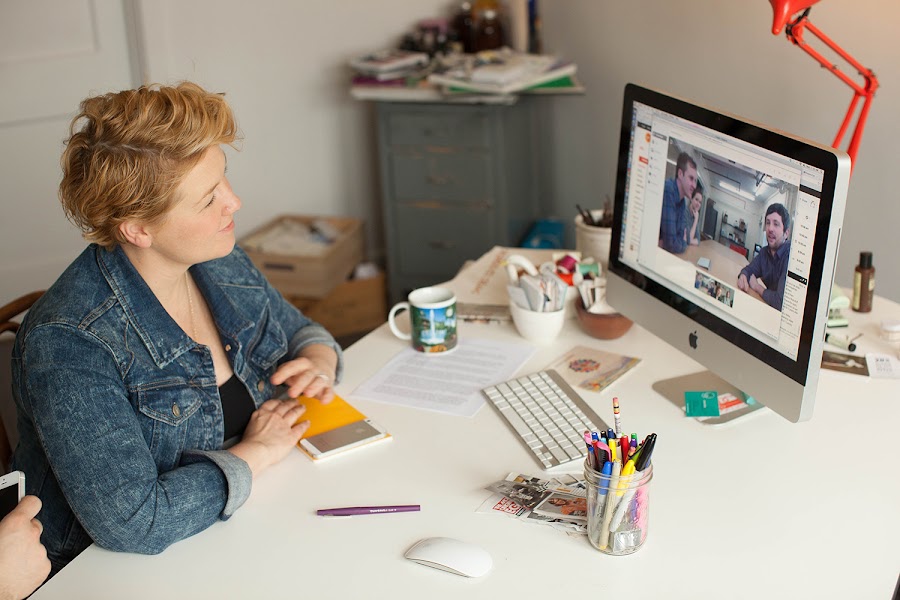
296,394 -> 391,460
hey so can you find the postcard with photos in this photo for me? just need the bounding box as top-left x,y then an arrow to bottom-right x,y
532,492 -> 588,523
821,350 -> 869,376
485,480 -> 551,510
549,345 -> 641,393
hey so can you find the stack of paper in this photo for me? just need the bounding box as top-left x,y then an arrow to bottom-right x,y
428,49 -> 578,95
349,49 -> 430,82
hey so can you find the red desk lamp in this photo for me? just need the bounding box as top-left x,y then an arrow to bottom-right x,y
768,0 -> 879,171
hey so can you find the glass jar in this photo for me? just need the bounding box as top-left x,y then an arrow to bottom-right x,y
584,459 -> 653,555
475,9 -> 504,51
453,2 -> 477,53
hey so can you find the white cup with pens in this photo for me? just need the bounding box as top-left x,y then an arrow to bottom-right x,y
505,255 -> 567,344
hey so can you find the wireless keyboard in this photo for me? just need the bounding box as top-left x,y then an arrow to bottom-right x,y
481,369 -> 609,471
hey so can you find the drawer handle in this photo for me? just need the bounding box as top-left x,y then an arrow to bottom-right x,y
408,201 -> 444,209
428,241 -> 457,250
427,175 -> 452,186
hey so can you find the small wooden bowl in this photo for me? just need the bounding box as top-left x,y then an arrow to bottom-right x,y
574,298 -> 634,340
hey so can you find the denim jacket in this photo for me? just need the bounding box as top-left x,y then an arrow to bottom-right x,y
11,244 -> 343,571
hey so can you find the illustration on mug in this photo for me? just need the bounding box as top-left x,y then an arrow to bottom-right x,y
411,305 -> 457,352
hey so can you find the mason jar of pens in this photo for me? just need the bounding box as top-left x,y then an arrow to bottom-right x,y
583,399 -> 657,555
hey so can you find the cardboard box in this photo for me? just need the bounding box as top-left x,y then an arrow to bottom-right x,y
241,215 -> 364,298
288,272 -> 387,338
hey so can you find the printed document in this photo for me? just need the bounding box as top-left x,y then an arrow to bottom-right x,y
350,338 -> 534,417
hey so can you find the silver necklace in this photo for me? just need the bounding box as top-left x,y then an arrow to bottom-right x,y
185,273 -> 198,341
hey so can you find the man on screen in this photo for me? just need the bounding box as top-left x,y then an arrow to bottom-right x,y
737,203 -> 791,311
659,152 -> 698,254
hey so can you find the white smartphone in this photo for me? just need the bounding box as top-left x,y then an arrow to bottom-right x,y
0,470 -> 25,520
299,419 -> 389,460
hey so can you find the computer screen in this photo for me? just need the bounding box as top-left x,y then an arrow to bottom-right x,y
607,84 -> 850,423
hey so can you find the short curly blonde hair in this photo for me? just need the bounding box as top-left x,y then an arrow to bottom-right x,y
59,81 -> 240,248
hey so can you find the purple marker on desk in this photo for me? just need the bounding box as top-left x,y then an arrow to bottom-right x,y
316,505 -> 421,517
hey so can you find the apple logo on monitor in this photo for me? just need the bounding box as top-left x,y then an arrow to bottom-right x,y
689,331 -> 698,349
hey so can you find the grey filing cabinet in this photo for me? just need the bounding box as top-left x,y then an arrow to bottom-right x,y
375,99 -> 540,303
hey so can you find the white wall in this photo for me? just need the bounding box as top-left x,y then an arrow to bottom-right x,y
2,0 -> 897,304
0,0 -> 453,302
538,0 -> 899,300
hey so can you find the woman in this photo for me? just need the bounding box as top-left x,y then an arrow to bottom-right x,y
684,182 -> 703,246
11,82 -> 342,575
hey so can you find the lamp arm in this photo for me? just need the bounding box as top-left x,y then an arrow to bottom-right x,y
783,10 -> 879,168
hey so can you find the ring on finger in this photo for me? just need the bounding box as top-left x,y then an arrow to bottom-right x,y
313,372 -> 331,383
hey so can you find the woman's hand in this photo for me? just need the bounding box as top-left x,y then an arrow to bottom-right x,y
227,399 -> 309,476
270,344 -> 338,402
0,496 -> 51,600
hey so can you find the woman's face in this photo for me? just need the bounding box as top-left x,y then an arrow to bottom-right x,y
148,146 -> 241,266
691,193 -> 702,211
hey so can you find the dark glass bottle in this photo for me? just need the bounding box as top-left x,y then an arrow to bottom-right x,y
453,2 -> 477,53
475,9 -> 504,51
852,251 -> 875,312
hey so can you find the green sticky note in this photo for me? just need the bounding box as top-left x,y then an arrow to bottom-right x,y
685,390 -> 721,417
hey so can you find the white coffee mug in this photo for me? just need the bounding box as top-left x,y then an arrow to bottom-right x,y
388,287 -> 458,354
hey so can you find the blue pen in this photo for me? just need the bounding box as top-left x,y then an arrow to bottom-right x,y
593,460 -> 614,524
589,431 -> 601,467
583,431 -> 595,468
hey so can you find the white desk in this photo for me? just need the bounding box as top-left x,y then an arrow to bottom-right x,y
32,297 -> 900,599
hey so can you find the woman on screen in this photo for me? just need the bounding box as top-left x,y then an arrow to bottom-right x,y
684,183 -> 703,247
11,82 -> 342,576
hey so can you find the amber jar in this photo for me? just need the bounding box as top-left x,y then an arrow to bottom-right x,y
852,251 -> 875,312
452,2 -> 476,53
475,9 -> 504,51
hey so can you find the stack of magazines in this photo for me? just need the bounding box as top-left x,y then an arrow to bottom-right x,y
349,49 -> 431,84
427,48 -> 579,95
478,472 -> 589,535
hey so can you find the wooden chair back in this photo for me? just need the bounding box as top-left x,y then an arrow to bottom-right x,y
1,291 -> 44,470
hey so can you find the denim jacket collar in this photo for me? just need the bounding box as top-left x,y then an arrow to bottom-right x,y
96,245 -> 254,369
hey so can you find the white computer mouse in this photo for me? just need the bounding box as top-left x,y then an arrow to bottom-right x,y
404,537 -> 493,578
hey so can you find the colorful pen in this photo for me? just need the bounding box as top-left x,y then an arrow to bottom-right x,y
599,461 -> 621,550
584,431 -> 595,468
613,397 -> 622,436
316,505 -> 421,517
610,460 -> 638,530
593,440 -> 611,465
634,434 -> 657,471
593,460 -> 614,526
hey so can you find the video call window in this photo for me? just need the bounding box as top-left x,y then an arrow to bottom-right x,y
620,102 -> 823,361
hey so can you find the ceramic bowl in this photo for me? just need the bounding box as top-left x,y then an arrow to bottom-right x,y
574,297 -> 633,340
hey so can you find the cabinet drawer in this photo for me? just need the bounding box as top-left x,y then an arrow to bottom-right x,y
394,205 -> 494,277
389,152 -> 492,204
385,112 -> 490,148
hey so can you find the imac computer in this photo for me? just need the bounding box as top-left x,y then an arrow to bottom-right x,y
606,84 -> 850,423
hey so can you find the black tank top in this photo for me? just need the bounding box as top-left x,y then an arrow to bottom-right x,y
218,375 -> 255,441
